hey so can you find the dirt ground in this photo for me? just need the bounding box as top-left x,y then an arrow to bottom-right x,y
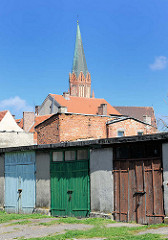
0,218 -> 92,240
1,218 -> 168,240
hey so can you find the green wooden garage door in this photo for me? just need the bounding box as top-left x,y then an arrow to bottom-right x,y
50,149 -> 90,217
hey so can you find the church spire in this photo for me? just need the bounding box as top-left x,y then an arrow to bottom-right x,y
72,21 -> 88,77
69,21 -> 91,98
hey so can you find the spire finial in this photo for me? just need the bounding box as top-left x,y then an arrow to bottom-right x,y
77,15 -> 79,24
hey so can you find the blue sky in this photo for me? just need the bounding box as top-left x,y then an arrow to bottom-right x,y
0,0 -> 167,126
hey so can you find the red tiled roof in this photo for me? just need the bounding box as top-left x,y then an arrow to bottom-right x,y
29,114 -> 53,133
16,114 -> 53,142
50,94 -> 121,115
0,110 -> 8,121
113,106 -> 157,127
16,118 -> 23,128
29,114 -> 53,142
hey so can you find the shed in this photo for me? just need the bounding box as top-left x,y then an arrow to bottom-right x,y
0,132 -> 168,224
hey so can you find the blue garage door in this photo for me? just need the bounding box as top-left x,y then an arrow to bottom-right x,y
5,151 -> 35,214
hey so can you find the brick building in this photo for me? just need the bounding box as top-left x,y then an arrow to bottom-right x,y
16,22 -> 158,143
35,112 -> 157,144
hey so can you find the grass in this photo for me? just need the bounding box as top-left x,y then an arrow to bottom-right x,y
39,217 -> 116,226
7,219 -> 32,225
0,212 -> 168,240
25,225 -> 165,240
0,211 -> 52,224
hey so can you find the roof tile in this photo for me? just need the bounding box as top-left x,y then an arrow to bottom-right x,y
114,106 -> 157,127
50,94 -> 120,115
0,110 -> 8,122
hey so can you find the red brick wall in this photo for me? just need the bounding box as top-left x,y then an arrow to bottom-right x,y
36,115 -> 60,144
59,114 -> 109,142
107,119 -> 157,138
36,113 -> 157,144
36,113 -> 110,144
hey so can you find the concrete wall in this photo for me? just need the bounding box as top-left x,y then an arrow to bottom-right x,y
36,152 -> 50,210
162,143 -> 168,215
0,154 -> 4,209
0,132 -> 34,148
90,148 -> 113,214
39,96 -> 59,115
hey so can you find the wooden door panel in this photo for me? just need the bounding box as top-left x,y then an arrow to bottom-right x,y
51,159 -> 90,217
129,161 -> 136,222
114,157 -> 164,224
135,161 -> 146,224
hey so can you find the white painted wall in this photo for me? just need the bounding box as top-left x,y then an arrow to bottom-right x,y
0,111 -> 23,132
0,132 -> 34,148
0,111 -> 34,147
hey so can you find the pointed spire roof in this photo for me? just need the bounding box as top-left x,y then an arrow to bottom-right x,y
72,21 -> 88,77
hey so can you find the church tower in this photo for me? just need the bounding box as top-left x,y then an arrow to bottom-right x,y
69,21 -> 91,98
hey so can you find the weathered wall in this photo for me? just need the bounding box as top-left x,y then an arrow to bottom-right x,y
0,154 -> 4,209
36,115 -> 60,144
38,96 -> 59,115
36,152 -> 50,210
162,143 -> 168,215
23,112 -> 35,132
59,114 -> 109,142
36,113 -> 110,144
0,132 -> 34,148
36,112 -> 157,145
90,148 -> 113,214
108,119 -> 157,137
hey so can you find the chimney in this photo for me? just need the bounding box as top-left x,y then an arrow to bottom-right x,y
58,106 -> 67,113
98,104 -> 107,115
92,90 -> 95,98
23,112 -> 35,132
35,105 -> 40,115
63,92 -> 70,100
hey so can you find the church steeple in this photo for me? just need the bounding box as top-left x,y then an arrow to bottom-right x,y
72,21 -> 88,78
69,21 -> 91,98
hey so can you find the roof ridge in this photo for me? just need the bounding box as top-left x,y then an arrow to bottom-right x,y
114,106 -> 153,108
50,93 -> 106,101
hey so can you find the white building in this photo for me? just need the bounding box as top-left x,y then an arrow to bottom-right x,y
0,110 -> 34,148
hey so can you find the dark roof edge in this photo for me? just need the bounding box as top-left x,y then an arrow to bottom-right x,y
0,132 -> 168,153
106,116 -> 157,128
35,113 -> 122,129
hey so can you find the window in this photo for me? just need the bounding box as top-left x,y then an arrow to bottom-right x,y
143,115 -> 151,125
65,151 -> 76,161
53,152 -> 63,162
118,130 -> 124,137
137,131 -> 143,136
77,150 -> 88,160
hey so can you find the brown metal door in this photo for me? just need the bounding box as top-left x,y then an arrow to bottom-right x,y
113,158 -> 164,224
